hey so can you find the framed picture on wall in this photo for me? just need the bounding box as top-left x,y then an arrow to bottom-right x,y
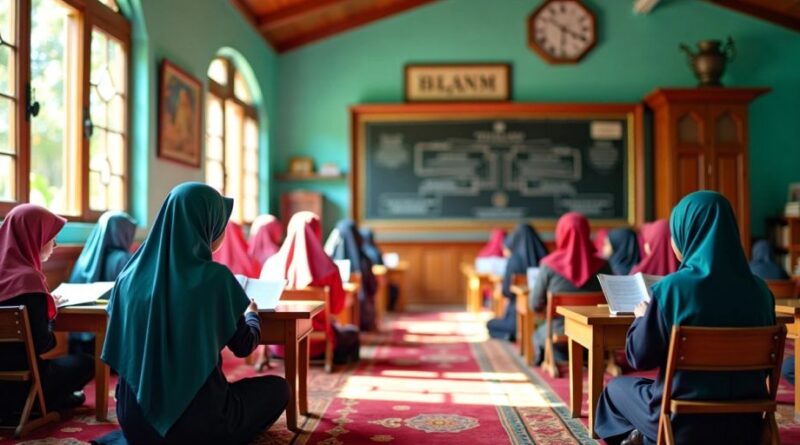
158,60 -> 202,168
405,63 -> 512,102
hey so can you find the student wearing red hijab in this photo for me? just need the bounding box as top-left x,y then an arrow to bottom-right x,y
478,228 -> 506,258
529,212 -> 611,365
212,221 -> 261,278
0,204 -> 94,420
248,214 -> 283,265
261,212 -> 359,364
629,219 -> 679,276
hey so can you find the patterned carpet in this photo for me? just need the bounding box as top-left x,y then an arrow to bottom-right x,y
0,311 -> 594,444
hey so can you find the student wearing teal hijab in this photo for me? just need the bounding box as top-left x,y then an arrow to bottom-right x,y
595,191 -> 775,445
98,183 -> 288,444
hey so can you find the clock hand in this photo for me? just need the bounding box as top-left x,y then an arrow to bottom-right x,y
542,16 -> 587,43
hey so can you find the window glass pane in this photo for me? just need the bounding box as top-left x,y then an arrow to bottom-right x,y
0,45 -> 15,96
0,96 -> 14,154
207,136 -> 223,161
225,101 -> 243,221
30,0 -> 78,214
233,71 -> 251,104
89,170 -> 105,210
108,132 -> 124,175
206,96 -> 223,137
0,154 -> 14,200
109,175 -> 124,210
206,160 -> 224,193
108,94 -> 124,132
207,58 -> 227,86
0,0 -> 16,46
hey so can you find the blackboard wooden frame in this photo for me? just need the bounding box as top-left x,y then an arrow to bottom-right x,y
350,103 -> 645,233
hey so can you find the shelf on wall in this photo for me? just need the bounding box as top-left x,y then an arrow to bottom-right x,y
275,173 -> 348,182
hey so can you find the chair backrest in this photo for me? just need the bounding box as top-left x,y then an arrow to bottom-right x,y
511,273 -> 527,286
0,305 -> 42,381
546,291 -> 606,319
662,324 -> 786,409
766,279 -> 796,299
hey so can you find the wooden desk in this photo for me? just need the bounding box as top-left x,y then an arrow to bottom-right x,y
776,298 -> 800,420
386,261 -> 409,312
372,265 -> 388,328
489,274 -> 505,318
54,305 -> 109,421
339,282 -> 360,328
259,301 -> 324,432
511,284 -> 536,366
461,264 -> 493,313
558,305 -> 795,438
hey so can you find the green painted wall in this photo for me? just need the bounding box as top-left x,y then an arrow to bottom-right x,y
274,0 -> 800,237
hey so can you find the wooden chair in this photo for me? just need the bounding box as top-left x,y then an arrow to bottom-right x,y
542,291 -> 606,378
0,306 -> 60,437
280,287 -> 335,373
490,275 -> 505,318
507,274 -> 527,352
657,325 -> 786,445
373,265 -> 388,330
766,279 -> 796,299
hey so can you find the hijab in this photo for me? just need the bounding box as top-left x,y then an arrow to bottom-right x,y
540,212 -> 606,288
478,229 -> 506,258
248,214 -> 282,265
593,228 -> 608,253
655,191 -> 774,329
212,221 -> 261,278
69,211 -> 136,283
0,204 -> 65,320
101,183 -> 248,436
359,227 -> 384,266
261,211 -> 340,291
502,223 -> 548,297
630,219 -> 679,276
749,239 -> 790,280
607,228 -> 641,275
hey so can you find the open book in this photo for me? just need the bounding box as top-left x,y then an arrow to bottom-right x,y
596,273 -> 664,315
475,257 -> 508,276
234,275 -> 286,310
52,282 -> 115,308
527,267 -> 539,289
334,259 -> 351,283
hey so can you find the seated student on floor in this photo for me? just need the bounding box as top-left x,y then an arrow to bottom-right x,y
629,219 -> 679,276
248,214 -> 283,266
326,220 -> 378,331
486,223 -> 547,340
212,221 -> 262,278
261,211 -> 359,364
603,227 -> 641,276
595,191 -> 775,445
530,212 -> 610,365
0,204 -> 94,421
67,211 -> 137,355
98,182 -> 288,445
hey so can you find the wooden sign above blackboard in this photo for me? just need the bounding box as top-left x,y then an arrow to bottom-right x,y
350,103 -> 644,231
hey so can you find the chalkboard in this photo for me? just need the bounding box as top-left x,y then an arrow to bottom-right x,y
351,104 -> 642,229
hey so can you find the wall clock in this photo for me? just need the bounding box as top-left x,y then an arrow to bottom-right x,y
528,0 -> 597,64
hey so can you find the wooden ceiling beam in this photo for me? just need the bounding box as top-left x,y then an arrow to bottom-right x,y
706,0 -> 800,32
258,0 -> 347,31
273,0 -> 438,53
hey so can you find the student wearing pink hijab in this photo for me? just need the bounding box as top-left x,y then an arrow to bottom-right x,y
0,204 -> 94,419
478,228 -> 506,258
248,214 -> 283,265
261,212 -> 359,364
529,212 -> 611,365
630,219 -> 680,276
212,221 -> 261,278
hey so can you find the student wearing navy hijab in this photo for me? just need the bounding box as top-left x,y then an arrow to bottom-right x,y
603,227 -> 641,276
486,223 -> 548,340
595,192 -> 775,445
326,220 -> 379,331
749,239 -> 790,280
97,183 -> 288,444
359,227 -> 384,266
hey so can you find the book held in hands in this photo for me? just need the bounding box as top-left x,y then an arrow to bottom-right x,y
52,282 -> 115,308
596,273 -> 663,315
234,275 -> 286,310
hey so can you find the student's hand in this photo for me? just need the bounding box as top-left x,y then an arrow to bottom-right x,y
52,293 -> 66,308
245,299 -> 258,315
633,301 -> 649,318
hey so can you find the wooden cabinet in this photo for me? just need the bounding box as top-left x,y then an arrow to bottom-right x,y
645,88 -> 769,250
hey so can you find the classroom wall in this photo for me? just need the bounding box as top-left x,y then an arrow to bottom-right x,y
274,0 -> 800,237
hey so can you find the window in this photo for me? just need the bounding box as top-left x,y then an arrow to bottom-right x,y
0,0 -> 130,219
205,57 -> 259,224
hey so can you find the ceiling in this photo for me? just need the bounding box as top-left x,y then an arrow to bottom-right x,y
231,0 -> 438,53
706,0 -> 800,31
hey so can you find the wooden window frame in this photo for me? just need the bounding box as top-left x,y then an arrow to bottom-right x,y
206,57 -> 259,224
0,0 -> 131,221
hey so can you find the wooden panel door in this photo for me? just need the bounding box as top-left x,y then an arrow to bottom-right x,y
710,104 -> 750,248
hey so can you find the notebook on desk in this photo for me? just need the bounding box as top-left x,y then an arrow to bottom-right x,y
234,275 -> 286,310
475,257 -> 508,276
52,282 -> 115,308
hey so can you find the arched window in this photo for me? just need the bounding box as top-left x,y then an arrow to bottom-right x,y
0,0 -> 130,218
205,57 -> 259,224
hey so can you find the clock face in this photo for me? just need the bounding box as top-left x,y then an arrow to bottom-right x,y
529,0 -> 596,63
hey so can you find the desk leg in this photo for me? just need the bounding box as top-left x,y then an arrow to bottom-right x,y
795,337 -> 800,421
568,339 -> 584,418
516,311 -> 523,356
299,335 -> 309,416
285,326 -> 299,432
587,332 -> 604,438
94,330 -> 109,421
